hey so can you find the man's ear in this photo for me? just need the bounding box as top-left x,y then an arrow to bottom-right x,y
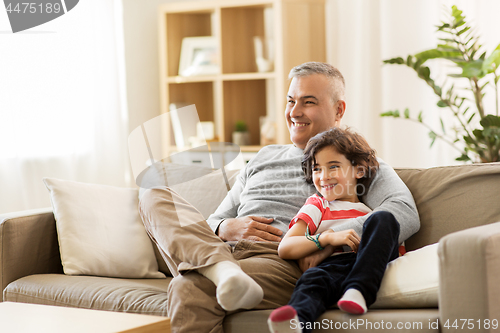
335,100 -> 346,122
355,166 -> 365,179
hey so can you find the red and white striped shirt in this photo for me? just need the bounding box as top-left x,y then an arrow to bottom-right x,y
290,194 -> 406,256
290,194 -> 371,235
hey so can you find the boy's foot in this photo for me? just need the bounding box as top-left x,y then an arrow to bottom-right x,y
337,288 -> 367,315
267,305 -> 302,333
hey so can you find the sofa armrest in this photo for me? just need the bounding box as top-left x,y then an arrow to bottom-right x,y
0,208 -> 63,301
438,221 -> 500,332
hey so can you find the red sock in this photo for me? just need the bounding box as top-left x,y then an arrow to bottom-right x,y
267,305 -> 301,333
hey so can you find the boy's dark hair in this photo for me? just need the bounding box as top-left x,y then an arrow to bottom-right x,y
301,127 -> 379,196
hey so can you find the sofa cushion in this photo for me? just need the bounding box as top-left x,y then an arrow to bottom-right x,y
395,163 -> 500,251
43,178 -> 165,279
3,274 -> 171,317
223,308 -> 440,333
373,243 -> 438,308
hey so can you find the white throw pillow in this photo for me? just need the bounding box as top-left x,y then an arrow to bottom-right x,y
43,178 -> 165,279
372,243 -> 439,308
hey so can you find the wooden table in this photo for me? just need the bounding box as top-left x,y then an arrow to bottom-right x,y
0,302 -> 170,333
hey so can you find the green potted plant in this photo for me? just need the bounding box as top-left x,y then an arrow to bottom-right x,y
381,5 -> 500,162
232,120 -> 250,146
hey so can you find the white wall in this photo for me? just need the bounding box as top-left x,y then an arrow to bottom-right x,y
122,0 -> 179,135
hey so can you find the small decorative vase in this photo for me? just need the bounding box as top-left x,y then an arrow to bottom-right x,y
232,131 -> 250,146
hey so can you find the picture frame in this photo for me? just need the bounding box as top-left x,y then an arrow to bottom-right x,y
178,36 -> 219,77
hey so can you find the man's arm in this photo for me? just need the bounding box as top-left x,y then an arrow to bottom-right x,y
206,168 -> 244,233
330,159 -> 420,243
206,168 -> 282,242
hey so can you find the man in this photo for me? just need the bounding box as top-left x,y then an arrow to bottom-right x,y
139,62 -> 420,333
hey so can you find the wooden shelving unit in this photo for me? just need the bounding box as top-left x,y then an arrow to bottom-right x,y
158,0 -> 326,154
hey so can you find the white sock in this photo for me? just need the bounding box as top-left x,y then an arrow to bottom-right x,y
268,305 -> 302,333
198,261 -> 264,311
337,288 -> 367,315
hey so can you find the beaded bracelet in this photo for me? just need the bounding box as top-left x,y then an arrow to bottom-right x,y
305,225 -> 325,250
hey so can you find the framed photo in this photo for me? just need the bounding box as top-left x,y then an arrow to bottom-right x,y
178,36 -> 219,77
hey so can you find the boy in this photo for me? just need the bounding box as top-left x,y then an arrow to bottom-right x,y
268,127 -> 401,333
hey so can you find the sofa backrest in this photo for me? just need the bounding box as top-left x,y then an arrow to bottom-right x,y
395,162 -> 500,251
153,162 -> 500,270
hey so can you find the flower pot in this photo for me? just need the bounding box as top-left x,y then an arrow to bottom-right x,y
232,131 -> 250,146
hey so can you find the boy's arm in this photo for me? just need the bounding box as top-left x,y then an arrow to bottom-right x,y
330,159 -> 420,243
278,220 -> 360,259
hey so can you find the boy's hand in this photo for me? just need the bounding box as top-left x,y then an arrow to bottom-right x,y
218,216 -> 283,242
323,229 -> 360,252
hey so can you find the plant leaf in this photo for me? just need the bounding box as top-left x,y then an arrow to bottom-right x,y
406,55 -> 414,66
437,100 -> 448,107
480,115 -> 500,128
383,57 -> 405,65
464,134 -> 476,144
460,60 -> 485,78
429,131 -> 437,147
482,44 -> 500,74
439,38 -> 458,45
414,49 -> 461,63
455,154 -> 471,161
404,108 -> 410,119
472,130 -> 484,140
380,110 -> 402,118
457,26 -> 471,36
417,66 -> 431,80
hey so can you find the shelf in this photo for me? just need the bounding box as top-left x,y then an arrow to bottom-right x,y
168,82 -> 214,123
166,75 -> 219,84
164,11 -> 214,76
239,145 -> 263,152
159,0 -> 326,159
221,6 -> 267,74
223,79 -> 267,145
167,144 -> 262,153
166,72 -> 276,83
221,72 -> 276,81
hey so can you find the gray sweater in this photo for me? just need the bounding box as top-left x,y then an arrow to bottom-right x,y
207,145 -> 420,244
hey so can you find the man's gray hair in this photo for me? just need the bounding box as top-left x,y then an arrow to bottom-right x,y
288,62 -> 345,101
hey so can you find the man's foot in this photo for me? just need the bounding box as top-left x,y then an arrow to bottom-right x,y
337,288 -> 367,315
198,261 -> 263,311
268,305 -> 302,333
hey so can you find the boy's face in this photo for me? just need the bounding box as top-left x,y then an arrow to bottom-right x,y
312,146 -> 364,202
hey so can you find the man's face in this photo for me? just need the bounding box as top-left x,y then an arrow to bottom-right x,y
285,74 -> 345,149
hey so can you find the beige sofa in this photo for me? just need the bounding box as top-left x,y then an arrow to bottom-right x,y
1,163 -> 500,333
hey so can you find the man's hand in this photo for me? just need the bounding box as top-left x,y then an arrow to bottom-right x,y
297,245 -> 335,272
218,216 -> 283,242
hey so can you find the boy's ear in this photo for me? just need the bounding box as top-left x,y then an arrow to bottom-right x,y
355,166 -> 365,179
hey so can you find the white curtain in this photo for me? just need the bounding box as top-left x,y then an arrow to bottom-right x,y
0,0 -> 131,214
326,0 -> 500,168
